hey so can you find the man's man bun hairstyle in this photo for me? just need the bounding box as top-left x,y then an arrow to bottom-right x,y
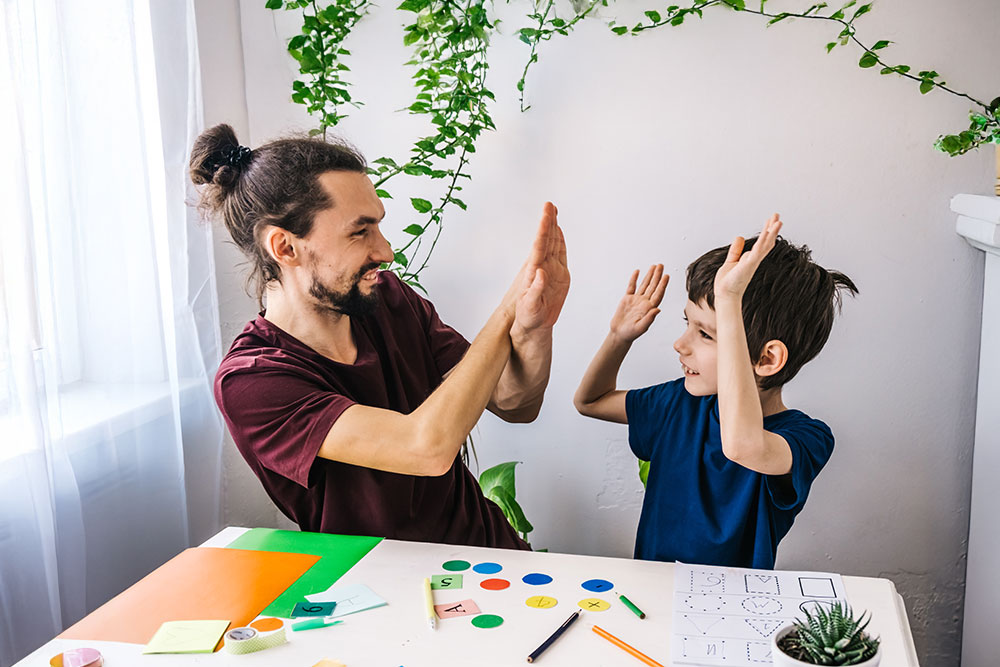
188,124 -> 368,309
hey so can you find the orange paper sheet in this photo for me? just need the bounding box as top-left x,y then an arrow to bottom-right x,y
60,547 -> 319,645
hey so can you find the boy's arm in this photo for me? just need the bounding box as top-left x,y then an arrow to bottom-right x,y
714,215 -> 794,475
574,265 -> 669,423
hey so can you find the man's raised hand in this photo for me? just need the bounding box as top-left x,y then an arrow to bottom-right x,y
610,264 -> 669,343
512,202 -> 570,334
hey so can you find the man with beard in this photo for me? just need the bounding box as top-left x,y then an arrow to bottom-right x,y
190,125 -> 569,549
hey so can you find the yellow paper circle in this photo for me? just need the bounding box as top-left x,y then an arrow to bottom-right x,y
525,595 -> 558,609
578,598 -> 611,611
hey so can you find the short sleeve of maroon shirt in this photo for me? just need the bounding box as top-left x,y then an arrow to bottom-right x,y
215,271 -> 527,550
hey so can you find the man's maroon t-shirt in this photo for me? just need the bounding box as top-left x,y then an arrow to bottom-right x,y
214,271 -> 528,550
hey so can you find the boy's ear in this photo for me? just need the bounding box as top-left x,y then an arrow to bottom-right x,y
754,339 -> 788,378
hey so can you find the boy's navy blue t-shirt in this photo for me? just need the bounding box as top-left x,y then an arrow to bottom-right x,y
626,378 -> 834,569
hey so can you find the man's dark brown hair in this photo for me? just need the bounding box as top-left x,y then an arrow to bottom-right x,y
189,123 -> 367,309
686,236 -> 858,390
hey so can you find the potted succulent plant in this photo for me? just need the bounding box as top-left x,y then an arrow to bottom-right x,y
773,601 -> 881,666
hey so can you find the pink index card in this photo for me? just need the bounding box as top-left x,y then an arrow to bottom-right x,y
433,599 -> 481,619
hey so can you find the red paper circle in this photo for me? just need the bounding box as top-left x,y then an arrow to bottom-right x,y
480,578 -> 511,590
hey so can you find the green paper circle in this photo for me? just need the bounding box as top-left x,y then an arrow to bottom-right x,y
442,560 -> 471,572
471,614 -> 504,629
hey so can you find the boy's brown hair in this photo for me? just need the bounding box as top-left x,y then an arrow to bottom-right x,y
686,236 -> 858,390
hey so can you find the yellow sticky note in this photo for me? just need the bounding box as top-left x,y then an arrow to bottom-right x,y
312,660 -> 346,667
143,620 -> 231,654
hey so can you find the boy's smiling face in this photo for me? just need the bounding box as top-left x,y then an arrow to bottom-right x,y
674,299 -> 719,396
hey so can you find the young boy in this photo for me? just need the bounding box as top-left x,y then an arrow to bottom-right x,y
574,215 -> 857,569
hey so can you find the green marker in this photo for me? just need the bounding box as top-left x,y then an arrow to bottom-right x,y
291,618 -> 344,632
617,593 -> 646,619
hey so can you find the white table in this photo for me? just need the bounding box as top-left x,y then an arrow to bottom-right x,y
15,527 -> 919,666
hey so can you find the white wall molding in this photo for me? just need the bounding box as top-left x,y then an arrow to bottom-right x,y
954,193 -> 1000,667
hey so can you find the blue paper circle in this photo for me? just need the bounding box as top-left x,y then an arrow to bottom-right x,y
522,573 -> 554,586
581,578 -> 614,592
473,562 -> 503,575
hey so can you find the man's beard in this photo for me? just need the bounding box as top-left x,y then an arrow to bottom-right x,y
309,264 -> 381,317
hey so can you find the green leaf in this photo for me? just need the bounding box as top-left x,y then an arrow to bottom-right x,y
488,486 -> 533,534
403,223 -> 424,235
479,461 -> 519,501
919,80 -> 934,94
826,42 -> 837,53
397,0 -> 428,11
851,2 -> 871,20
265,0 -> 283,9
611,25 -> 629,35
375,189 -> 393,199
410,197 -> 433,213
638,459 -> 650,487
858,51 -> 878,68
871,39 -> 890,50
287,34 -> 307,50
393,251 -> 409,267
644,10 -> 661,22
403,29 -> 422,46
670,14 -> 684,25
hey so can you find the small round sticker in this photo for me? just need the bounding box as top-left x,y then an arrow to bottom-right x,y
525,595 -> 558,609
581,578 -> 614,593
249,618 -> 284,632
471,614 -> 504,629
442,560 -> 471,572
473,562 -> 503,574
480,578 -> 511,590
522,572 -> 553,585
578,598 -> 611,611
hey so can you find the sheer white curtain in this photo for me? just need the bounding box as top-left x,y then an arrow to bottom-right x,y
0,0 -> 223,664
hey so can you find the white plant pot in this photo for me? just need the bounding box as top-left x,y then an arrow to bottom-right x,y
771,624 -> 881,667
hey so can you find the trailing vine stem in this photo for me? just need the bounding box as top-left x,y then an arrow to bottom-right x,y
516,0 -> 604,112
268,0 -> 494,291
613,0 -> 1000,156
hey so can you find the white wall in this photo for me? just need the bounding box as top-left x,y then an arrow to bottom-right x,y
196,0 -> 1000,662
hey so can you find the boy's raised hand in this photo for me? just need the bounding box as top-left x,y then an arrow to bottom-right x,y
610,264 -> 669,343
714,214 -> 783,300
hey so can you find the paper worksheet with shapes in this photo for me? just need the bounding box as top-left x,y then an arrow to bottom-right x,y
672,563 -> 848,666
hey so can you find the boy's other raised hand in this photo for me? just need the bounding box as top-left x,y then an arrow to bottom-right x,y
714,214 -> 783,301
610,264 -> 669,343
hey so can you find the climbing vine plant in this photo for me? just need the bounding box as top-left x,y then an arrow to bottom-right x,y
267,0 -> 999,287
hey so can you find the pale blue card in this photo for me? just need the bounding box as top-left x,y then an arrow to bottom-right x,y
305,583 -> 387,618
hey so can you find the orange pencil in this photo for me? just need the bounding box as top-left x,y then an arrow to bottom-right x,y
591,625 -> 665,667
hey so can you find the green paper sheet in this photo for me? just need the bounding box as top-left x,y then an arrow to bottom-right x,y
226,528 -> 382,618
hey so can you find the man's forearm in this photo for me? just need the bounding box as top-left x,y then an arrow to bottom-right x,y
489,325 -> 553,422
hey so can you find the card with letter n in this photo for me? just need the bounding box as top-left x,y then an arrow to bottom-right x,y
671,563 -> 847,666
